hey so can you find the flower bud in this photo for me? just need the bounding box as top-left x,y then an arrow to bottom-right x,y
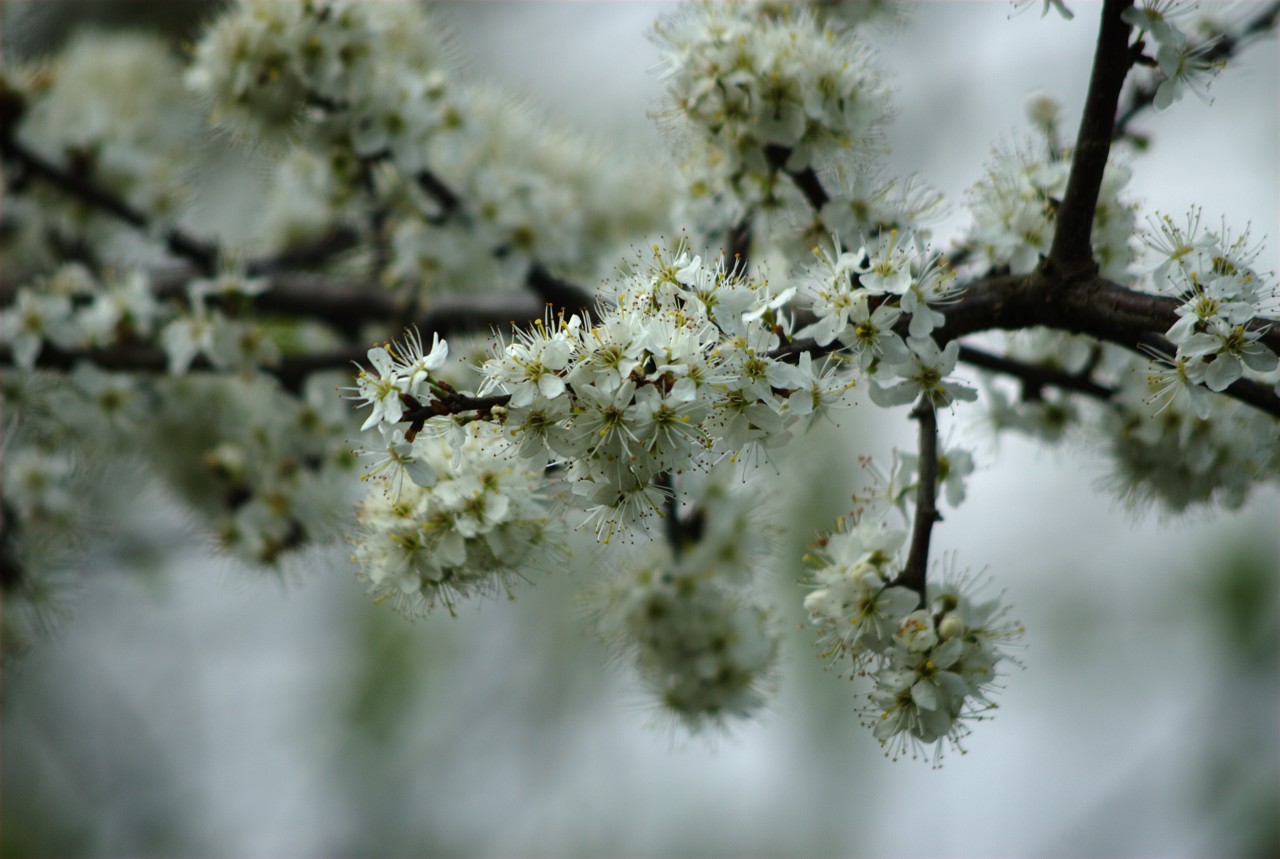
938,613 -> 965,640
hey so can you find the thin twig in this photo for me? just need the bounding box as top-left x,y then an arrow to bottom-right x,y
958,344 -> 1114,402
896,397 -> 939,605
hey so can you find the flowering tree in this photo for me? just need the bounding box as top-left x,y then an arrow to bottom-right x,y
2,0 -> 1278,764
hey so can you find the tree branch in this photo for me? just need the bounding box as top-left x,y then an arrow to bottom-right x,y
526,263 -> 597,322
896,397 -> 939,605
1,136 -> 220,274
957,344 -> 1114,402
1048,0 -> 1134,271
4,289 -> 550,393
727,216 -> 753,269
763,143 -> 829,211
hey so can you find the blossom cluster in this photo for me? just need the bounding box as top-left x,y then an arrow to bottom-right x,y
0,260 -> 286,379
653,0 -> 891,185
585,472 -> 778,728
478,247 -> 851,538
1122,0 -> 1224,111
349,426 -> 554,618
184,2 -> 673,300
1151,213 -> 1278,394
795,230 -> 978,407
804,515 -> 1021,763
156,373 -> 359,564
6,0 -> 1280,761
186,0 -> 450,167
0,263 -> 158,368
5,30 -> 201,252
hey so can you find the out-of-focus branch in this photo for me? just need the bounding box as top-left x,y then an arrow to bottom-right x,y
727,216 -> 753,269
4,290 -> 549,392
526,263 -> 597,322
763,143 -> 829,211
1,136 -> 220,274
957,344 -> 1113,402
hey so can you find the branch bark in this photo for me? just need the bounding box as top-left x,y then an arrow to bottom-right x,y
896,397 -> 939,605
1047,0 -> 1134,271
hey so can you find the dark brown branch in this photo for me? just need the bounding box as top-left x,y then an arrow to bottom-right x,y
763,144 -> 829,211
127,271 -> 543,340
245,226 -> 362,276
415,167 -> 464,222
653,471 -> 683,558
937,271 -> 1280,357
401,390 -> 511,427
937,272 -> 1280,419
356,148 -> 463,224
150,271 -> 398,338
526,263 -> 597,322
727,216 -> 753,269
1048,0 -> 1134,271
896,397 -> 939,605
5,290 -> 551,393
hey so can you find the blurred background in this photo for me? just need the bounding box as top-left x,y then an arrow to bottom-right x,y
2,2 -> 1277,856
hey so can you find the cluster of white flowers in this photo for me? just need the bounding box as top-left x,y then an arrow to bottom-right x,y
966,139 -> 1137,281
653,1 -> 891,182
160,270 -> 278,375
188,3 -> 673,301
0,263 -> 157,368
7,0 -> 1280,760
1149,213 -> 1279,393
586,472 -> 778,728
804,514 -> 1021,763
796,231 -> 977,407
1082,211 -> 1280,511
187,0 -> 449,165
1121,0 -> 1224,111
1102,373 -> 1273,511
0,260 -> 283,378
478,246 -> 852,537
349,426 -> 554,618
7,30 -> 200,250
819,170 -> 946,253
145,373 -> 359,564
